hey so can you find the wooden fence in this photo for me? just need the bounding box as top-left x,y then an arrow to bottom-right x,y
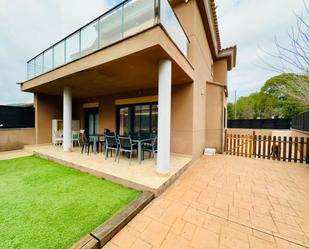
224,131 -> 309,164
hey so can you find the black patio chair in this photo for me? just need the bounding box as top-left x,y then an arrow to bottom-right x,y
80,132 -> 94,155
117,136 -> 138,165
143,136 -> 157,163
104,134 -> 119,161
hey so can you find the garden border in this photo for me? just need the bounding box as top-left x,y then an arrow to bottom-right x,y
70,191 -> 154,249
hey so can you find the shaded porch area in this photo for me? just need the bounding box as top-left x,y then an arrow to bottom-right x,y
26,145 -> 192,196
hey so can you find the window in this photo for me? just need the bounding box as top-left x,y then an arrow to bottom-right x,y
117,103 -> 158,135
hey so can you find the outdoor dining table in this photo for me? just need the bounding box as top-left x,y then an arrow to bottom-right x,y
131,136 -> 155,164
88,134 -> 105,155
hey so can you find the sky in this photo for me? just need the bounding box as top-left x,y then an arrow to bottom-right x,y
216,0 -> 308,102
0,0 -> 307,105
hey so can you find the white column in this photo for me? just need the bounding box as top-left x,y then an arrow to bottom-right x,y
157,59 -> 172,174
63,86 -> 72,152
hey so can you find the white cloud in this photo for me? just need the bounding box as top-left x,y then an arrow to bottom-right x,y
216,0 -> 308,102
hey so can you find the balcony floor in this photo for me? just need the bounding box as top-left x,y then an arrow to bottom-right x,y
25,145 -> 192,196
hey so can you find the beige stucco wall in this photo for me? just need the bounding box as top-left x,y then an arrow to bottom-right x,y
205,83 -> 225,152
213,59 -> 228,84
34,93 -> 63,144
0,128 -> 35,152
174,0 -> 216,158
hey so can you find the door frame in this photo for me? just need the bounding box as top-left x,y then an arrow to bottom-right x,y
84,107 -> 99,136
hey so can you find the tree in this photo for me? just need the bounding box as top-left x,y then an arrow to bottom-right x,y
228,74 -> 308,120
261,74 -> 309,118
227,102 -> 235,120
260,1 -> 309,105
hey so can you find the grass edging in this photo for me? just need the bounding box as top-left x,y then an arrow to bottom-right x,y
71,191 -> 154,249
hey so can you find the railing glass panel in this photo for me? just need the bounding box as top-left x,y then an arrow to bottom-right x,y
160,0 -> 188,56
81,20 -> 99,57
34,54 -> 43,76
99,5 -> 123,48
66,32 -> 80,63
123,0 -> 156,38
53,41 -> 65,68
43,48 -> 53,72
27,59 -> 35,79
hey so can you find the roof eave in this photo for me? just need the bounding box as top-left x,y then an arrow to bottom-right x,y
217,45 -> 237,71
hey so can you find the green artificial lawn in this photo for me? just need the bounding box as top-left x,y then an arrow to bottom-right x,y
0,156 -> 140,249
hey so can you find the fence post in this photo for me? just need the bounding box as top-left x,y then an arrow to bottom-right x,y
283,136 -> 287,162
258,135 -> 261,158
306,137 -> 309,164
288,137 -> 292,162
224,129 -> 227,154
294,137 -> 298,163
262,135 -> 266,159
267,136 -> 271,159
272,136 -> 276,160
278,136 -> 282,161
252,131 -> 256,158
300,137 -> 304,164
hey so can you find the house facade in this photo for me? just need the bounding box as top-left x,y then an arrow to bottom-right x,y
20,0 -> 236,174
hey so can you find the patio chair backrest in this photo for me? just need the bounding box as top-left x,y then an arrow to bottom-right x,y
152,136 -> 157,148
80,133 -> 88,145
139,132 -> 150,139
118,136 -> 132,149
72,131 -> 80,140
105,134 -> 117,147
104,128 -> 111,135
55,130 -> 63,138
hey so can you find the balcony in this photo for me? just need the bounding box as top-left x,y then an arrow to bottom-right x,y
27,0 -> 189,80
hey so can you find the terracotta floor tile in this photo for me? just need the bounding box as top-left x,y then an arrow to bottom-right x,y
160,231 -> 190,249
140,220 -> 169,248
190,227 -> 219,249
274,221 -> 309,244
183,207 -> 206,226
249,235 -> 277,249
181,222 -> 196,241
103,241 -> 121,249
130,239 -> 152,249
171,218 -> 186,235
111,226 -> 139,249
251,214 -> 278,233
127,214 -> 152,233
142,203 -> 164,220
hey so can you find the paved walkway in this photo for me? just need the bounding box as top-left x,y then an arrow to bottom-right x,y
103,155 -> 309,249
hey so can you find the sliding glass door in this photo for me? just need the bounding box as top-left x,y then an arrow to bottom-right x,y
84,108 -> 99,136
117,103 -> 158,135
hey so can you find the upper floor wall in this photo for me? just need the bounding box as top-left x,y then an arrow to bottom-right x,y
171,0 -> 233,85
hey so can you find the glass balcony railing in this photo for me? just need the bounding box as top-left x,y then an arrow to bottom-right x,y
27,0 -> 189,80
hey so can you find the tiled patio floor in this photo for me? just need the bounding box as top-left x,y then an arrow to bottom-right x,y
104,155 -> 309,249
26,145 -> 192,195
0,149 -> 33,160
